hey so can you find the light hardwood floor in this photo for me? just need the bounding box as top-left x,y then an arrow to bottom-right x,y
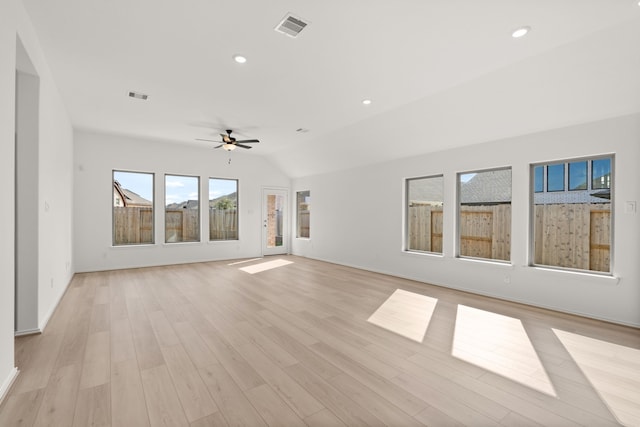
1,256 -> 639,426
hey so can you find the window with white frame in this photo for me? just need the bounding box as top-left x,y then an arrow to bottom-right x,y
209,178 -> 238,241
532,156 -> 612,273
457,168 -> 512,261
296,190 -> 310,238
165,174 -> 200,243
113,170 -> 154,246
406,175 -> 443,253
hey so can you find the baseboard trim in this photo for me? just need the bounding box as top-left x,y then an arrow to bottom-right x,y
0,367 -> 19,406
298,254 -> 640,329
14,328 -> 41,337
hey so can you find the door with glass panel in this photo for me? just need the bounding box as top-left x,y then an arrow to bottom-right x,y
262,188 -> 288,255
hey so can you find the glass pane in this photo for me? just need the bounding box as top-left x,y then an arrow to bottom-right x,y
296,190 -> 310,238
406,176 -> 443,253
266,194 -> 284,248
458,169 -> 511,261
533,157 -> 612,273
592,159 -> 611,189
113,171 -> 154,245
165,175 -> 200,243
534,166 -> 544,193
569,162 -> 587,190
547,164 -> 564,192
209,178 -> 238,241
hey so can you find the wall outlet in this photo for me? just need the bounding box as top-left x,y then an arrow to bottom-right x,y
50,278 -> 54,288
503,274 -> 511,284
625,201 -> 636,214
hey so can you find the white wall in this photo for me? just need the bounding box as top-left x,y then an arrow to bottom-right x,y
74,130 -> 290,272
15,70 -> 39,334
0,0 -> 74,401
0,0 -> 18,402
292,114 -> 640,327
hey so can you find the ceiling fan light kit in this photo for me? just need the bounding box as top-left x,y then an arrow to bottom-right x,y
196,129 -> 260,151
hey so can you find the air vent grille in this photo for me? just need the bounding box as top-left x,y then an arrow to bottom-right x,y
275,13 -> 309,38
128,91 -> 148,100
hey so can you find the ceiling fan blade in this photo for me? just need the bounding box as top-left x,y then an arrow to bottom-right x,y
234,139 -> 259,143
213,144 -> 223,149
196,138 -> 221,143
234,143 -> 253,149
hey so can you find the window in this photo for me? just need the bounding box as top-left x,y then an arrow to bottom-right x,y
534,166 -> 544,193
569,161 -> 587,190
209,178 -> 238,241
592,158 -> 611,190
296,190 -> 310,238
532,155 -> 612,273
406,176 -> 443,253
458,168 -> 511,261
165,174 -> 200,243
113,170 -> 154,245
547,164 -> 565,192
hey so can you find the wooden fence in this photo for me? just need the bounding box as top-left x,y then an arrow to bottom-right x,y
298,210 -> 310,238
113,207 -> 237,244
113,207 -> 153,245
209,209 -> 238,240
533,203 -> 610,272
408,203 -> 610,271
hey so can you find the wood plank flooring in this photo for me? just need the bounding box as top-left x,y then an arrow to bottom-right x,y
1,255 -> 639,426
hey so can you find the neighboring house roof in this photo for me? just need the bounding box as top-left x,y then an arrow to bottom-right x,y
534,189 -> 611,204
122,188 -> 152,206
114,181 -> 152,207
408,177 -> 443,206
461,169 -> 512,204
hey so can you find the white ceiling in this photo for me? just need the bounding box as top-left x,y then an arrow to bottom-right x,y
22,0 -> 640,177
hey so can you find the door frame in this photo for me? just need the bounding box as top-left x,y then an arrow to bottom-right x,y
261,187 -> 289,256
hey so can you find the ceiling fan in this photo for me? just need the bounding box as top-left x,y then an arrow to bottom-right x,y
196,129 -> 259,151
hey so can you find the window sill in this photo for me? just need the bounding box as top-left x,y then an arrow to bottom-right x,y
111,243 -> 156,249
457,256 -> 513,268
530,265 -> 619,285
402,249 -> 443,258
162,241 -> 203,246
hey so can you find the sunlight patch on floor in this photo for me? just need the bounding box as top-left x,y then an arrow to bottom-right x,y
367,289 -> 438,343
453,305 -> 556,396
239,259 -> 293,274
553,328 -> 640,426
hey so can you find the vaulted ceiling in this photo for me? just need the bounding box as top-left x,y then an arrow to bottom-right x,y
23,0 -> 640,177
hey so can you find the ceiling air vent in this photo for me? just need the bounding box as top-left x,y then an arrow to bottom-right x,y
128,91 -> 148,100
275,13 -> 309,38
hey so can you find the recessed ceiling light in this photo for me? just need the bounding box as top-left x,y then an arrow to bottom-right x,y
233,55 -> 247,64
512,26 -> 531,38
362,99 -> 372,105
